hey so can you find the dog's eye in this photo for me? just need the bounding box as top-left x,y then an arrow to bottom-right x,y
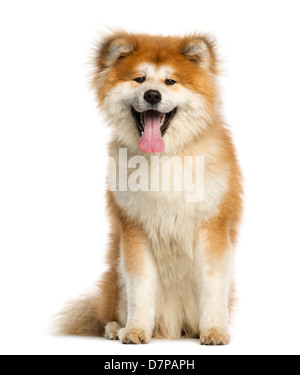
165,79 -> 176,86
134,77 -> 146,84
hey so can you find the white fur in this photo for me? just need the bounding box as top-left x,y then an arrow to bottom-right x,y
111,147 -> 229,338
118,243 -> 157,342
105,321 -> 122,340
101,63 -> 213,156
196,234 -> 234,335
102,62 -> 231,339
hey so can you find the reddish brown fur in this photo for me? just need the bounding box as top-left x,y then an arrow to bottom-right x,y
55,31 -> 243,343
93,32 -> 218,108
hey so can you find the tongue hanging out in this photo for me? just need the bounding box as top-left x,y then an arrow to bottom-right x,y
138,110 -> 165,153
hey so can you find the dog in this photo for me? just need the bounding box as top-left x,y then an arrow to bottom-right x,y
55,31 -> 243,345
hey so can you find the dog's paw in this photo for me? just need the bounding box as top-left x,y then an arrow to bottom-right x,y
105,321 -> 122,340
200,328 -> 230,346
118,327 -> 150,345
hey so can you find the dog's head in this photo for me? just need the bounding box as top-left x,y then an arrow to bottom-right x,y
92,32 -> 219,155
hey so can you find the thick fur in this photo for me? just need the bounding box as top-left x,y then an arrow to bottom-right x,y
54,32 -> 243,345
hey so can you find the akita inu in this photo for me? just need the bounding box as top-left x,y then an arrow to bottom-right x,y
55,31 -> 243,346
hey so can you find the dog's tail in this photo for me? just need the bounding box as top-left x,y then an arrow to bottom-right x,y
52,292 -> 104,337
52,235 -> 120,337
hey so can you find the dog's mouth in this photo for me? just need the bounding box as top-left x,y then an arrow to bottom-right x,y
131,107 -> 177,153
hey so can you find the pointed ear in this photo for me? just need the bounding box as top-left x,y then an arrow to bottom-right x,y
181,36 -> 216,70
96,33 -> 135,70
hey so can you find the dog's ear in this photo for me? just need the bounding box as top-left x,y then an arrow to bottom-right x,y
181,35 -> 216,71
95,33 -> 135,70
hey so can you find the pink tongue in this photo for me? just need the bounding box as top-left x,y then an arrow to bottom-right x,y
138,110 -> 165,153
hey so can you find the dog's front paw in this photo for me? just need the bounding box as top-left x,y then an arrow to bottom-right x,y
118,327 -> 150,344
200,328 -> 230,346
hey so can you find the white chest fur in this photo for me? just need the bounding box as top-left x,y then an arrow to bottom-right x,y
111,150 -> 229,255
112,149 -> 229,338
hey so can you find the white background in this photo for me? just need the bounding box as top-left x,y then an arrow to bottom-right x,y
1,0 -> 300,355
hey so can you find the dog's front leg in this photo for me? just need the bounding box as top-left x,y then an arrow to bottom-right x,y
117,224 -> 156,344
196,217 -> 234,346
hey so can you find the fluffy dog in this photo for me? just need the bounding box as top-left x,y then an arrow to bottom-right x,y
55,31 -> 243,345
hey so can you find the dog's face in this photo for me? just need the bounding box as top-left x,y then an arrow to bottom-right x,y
93,32 -> 219,155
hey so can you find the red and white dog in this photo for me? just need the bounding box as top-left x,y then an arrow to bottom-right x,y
56,31 -> 243,345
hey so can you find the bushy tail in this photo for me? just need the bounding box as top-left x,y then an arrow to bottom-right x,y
52,293 -> 104,337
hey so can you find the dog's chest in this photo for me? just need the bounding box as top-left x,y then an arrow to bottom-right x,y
119,189 -> 197,254
113,156 -> 229,255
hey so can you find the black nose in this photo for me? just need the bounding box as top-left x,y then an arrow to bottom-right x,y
144,90 -> 162,105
